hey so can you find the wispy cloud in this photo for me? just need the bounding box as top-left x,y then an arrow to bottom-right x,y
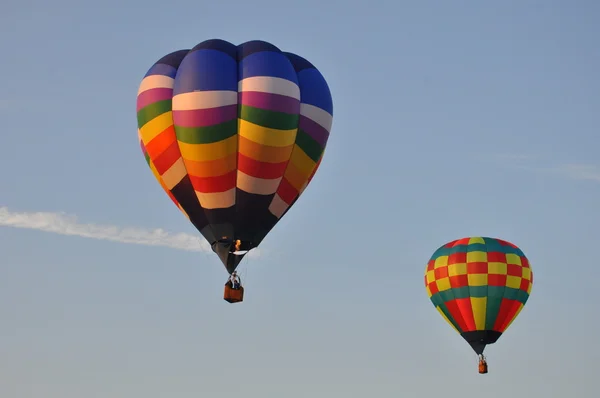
551,163 -> 600,182
481,154 -> 600,184
0,206 -> 261,257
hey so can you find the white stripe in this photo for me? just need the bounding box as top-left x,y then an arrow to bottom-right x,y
239,76 -> 300,100
300,103 -> 333,132
137,75 -> 175,95
268,194 -> 289,219
172,91 -> 238,110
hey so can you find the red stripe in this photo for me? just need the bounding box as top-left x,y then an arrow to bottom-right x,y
238,153 -> 288,179
493,298 -> 518,331
445,300 -> 469,332
277,177 -> 299,204
487,251 -> 507,262
153,140 -> 181,174
426,259 -> 435,271
497,299 -> 522,332
507,263 -> 522,276
448,252 -> 466,264
450,275 -> 468,288
455,298 -> 476,331
434,266 -> 448,279
468,262 -> 488,274
189,170 -> 236,193
488,274 -> 507,286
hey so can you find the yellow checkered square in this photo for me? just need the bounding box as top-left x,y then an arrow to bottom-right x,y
426,270 -> 436,284
521,267 -> 531,280
434,255 -> 448,268
468,274 -> 488,286
506,275 -> 522,289
467,251 -> 487,263
506,253 -> 522,266
488,262 -> 508,275
448,262 -> 467,276
436,277 -> 451,292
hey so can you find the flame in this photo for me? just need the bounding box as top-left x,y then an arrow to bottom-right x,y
234,239 -> 241,252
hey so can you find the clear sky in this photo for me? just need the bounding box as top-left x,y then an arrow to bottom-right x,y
1,0 -> 598,396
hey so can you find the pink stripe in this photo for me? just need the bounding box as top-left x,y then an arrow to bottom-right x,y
239,91 -> 300,114
173,104 -> 237,127
136,88 -> 173,111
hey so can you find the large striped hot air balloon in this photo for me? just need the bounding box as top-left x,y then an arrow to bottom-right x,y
136,39 -> 333,302
424,237 -> 533,373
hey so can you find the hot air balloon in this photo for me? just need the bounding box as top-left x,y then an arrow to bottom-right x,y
424,237 -> 533,374
136,39 -> 333,303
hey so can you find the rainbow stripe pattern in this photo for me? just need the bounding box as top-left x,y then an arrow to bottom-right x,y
424,237 -> 533,353
136,39 -> 333,273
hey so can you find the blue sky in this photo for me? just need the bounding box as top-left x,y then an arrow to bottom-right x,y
1,0 -> 598,396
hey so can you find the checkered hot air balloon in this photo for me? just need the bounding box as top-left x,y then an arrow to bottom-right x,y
136,39 -> 333,303
424,237 -> 533,374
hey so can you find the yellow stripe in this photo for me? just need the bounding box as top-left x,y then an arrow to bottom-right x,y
468,274 -> 488,286
436,307 -> 459,333
466,251 -> 487,262
282,161 -> 308,191
238,118 -> 297,147
178,136 -> 237,162
506,253 -> 522,265
471,297 -> 487,330
434,255 -> 448,268
488,262 -> 507,274
469,237 -> 485,244
288,146 -> 316,176
139,112 -> 173,144
448,263 -> 467,276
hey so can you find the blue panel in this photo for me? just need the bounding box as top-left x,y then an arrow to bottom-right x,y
144,63 -> 177,78
173,49 -> 238,94
283,52 -> 315,72
154,49 -> 189,70
297,68 -> 333,114
191,39 -> 237,60
238,40 -> 281,60
238,51 -> 298,83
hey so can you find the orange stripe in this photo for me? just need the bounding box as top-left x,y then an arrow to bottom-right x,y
185,153 -> 237,178
238,135 -> 294,163
237,153 -> 288,179
189,170 -> 236,193
145,126 -> 177,160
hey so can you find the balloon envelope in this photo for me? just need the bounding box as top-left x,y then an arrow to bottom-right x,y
424,237 -> 533,354
136,39 -> 333,273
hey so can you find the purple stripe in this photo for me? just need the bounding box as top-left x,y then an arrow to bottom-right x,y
239,91 -> 300,114
298,115 -> 330,147
172,104 -> 237,127
136,88 -> 173,111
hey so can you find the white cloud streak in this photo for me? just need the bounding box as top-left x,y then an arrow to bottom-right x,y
0,206 -> 261,257
481,154 -> 600,184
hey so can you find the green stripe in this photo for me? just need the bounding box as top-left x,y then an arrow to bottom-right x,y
144,152 -> 151,166
295,129 -> 323,162
239,105 -> 299,130
137,100 -> 171,128
429,238 -> 525,261
175,119 -> 238,144
504,287 -> 530,304
485,286 -> 503,329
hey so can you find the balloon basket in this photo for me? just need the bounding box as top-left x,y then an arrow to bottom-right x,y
224,284 -> 244,303
478,359 -> 488,374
